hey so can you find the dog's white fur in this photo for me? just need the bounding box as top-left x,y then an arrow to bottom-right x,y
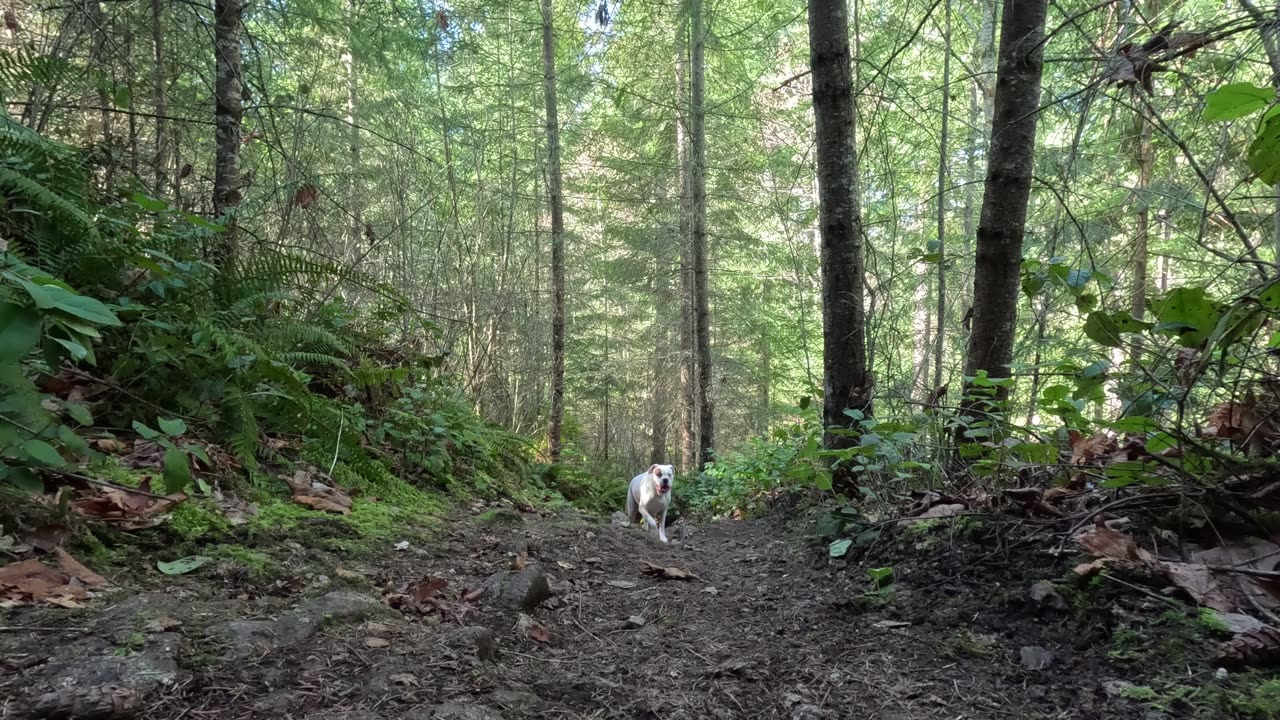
626,464 -> 674,543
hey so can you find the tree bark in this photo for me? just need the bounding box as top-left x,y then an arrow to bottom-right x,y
933,0 -> 951,388
808,0 -> 871,492
674,7 -> 696,474
960,0 -> 1047,403
344,0 -> 362,260
211,0 -> 244,270
961,0 -> 997,316
540,0 -> 567,463
690,0 -> 714,468
151,0 -> 168,195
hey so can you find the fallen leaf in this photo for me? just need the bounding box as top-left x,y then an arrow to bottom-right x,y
511,552 -> 528,570
917,503 -> 965,519
284,467 -> 353,515
335,567 -> 364,581
364,637 -> 390,649
640,562 -> 700,581
1073,525 -> 1154,566
702,586 -> 720,595
873,620 -> 911,629
555,560 -> 574,570
144,616 -> 182,633
1215,626 -> 1280,667
605,580 -> 637,589
389,672 -> 419,687
408,576 -> 448,604
55,548 -> 108,588
156,556 -> 212,575
30,525 -> 70,551
528,624 -> 552,643
1069,431 -> 1116,466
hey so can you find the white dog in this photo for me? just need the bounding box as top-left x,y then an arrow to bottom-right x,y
626,464 -> 674,543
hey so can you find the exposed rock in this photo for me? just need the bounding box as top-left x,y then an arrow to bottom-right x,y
1029,581 -> 1067,611
1102,680 -> 1138,698
1219,612 -> 1264,635
482,565 -> 551,612
1019,646 -> 1054,671
44,633 -> 180,694
489,689 -> 542,715
791,704 -> 828,720
31,684 -> 139,720
207,592 -> 395,659
610,511 -> 631,527
442,626 -> 498,661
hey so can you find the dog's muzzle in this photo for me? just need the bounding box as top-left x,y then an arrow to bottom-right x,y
659,481 -> 671,494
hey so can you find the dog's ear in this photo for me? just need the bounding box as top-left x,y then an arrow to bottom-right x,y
648,464 -> 659,475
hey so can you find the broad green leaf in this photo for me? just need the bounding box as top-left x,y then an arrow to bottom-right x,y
1145,432 -> 1178,455
3,465 -> 43,492
162,448 -> 191,492
1009,442 -> 1057,464
131,192 -> 169,212
1083,312 -> 1121,347
21,439 -> 64,467
1107,416 -> 1157,433
158,417 -> 187,437
50,335 -> 89,362
1152,288 -> 1221,347
156,556 -> 212,575
1248,112 -> 1280,184
0,301 -> 41,364
829,538 -> 852,557
65,402 -> 93,426
132,420 -> 161,440
1204,82 -> 1274,121
48,291 -> 121,326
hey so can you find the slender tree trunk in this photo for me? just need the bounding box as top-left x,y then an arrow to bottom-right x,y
961,0 -> 1048,404
809,0 -> 871,493
211,0 -> 244,269
690,0 -> 714,467
933,0 -> 951,387
540,0 -> 567,463
674,9 -> 696,474
344,0 -> 362,260
1131,103 -> 1153,318
961,0 -> 998,316
651,255 -> 671,465
85,0 -> 115,187
758,282 -> 771,436
151,0 -> 168,194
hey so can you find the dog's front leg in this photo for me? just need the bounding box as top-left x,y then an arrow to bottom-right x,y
658,507 -> 669,543
638,507 -> 660,538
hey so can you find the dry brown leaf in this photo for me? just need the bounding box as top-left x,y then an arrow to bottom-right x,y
364,637 -> 390,649
284,468 -> 353,515
408,576 -> 448,604
335,567 -> 364,581
917,503 -> 966,519
1073,525 -> 1155,566
640,562 -> 700,581
511,552 -> 529,570
55,548 -> 108,588
1069,431 -> 1116,466
528,624 -> 552,643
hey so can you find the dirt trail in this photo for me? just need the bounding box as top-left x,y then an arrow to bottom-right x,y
1,509 -> 1146,720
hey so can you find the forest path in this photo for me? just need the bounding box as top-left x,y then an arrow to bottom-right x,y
2,508 -> 1135,720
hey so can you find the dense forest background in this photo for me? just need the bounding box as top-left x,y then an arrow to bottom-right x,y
4,0 -> 1280,511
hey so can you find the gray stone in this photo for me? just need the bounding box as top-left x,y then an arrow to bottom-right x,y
1019,646 -> 1054,671
1102,680 -> 1137,698
791,704 -> 828,720
1029,581 -> 1067,611
490,689 -> 542,715
208,592 -> 394,659
442,626 -> 498,662
483,565 -> 552,612
625,615 -> 646,629
611,511 -> 631,527
1219,612 -> 1264,635
44,633 -> 180,694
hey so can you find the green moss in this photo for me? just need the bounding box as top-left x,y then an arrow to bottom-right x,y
1120,685 -> 1159,702
477,507 -> 523,525
168,500 -> 233,541
217,545 -> 278,578
1198,607 -> 1232,636
1232,678 -> 1280,719
84,457 -> 147,488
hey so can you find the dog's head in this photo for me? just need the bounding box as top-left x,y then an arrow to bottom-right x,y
649,464 -> 674,495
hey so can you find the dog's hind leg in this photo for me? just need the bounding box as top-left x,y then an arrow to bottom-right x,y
625,488 -> 639,527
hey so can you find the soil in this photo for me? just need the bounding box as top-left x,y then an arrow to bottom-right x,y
0,507 -> 1242,719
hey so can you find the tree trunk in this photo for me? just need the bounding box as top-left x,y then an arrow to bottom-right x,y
650,256 -> 671,465
85,0 -> 115,188
540,0 -> 567,463
211,0 -> 244,270
933,0 -> 951,388
1131,103 -> 1153,319
690,0 -> 714,468
344,0 -> 362,260
961,0 -> 998,316
808,0 -> 871,492
674,8 -> 696,474
960,0 -> 1047,405
151,0 -> 168,195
